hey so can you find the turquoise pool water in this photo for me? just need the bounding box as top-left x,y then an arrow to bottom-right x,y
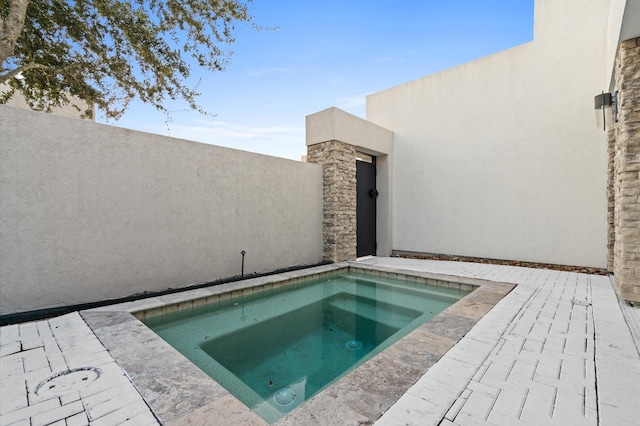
143,272 -> 470,423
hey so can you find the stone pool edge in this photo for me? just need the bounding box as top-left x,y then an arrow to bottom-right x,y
80,262 -> 515,425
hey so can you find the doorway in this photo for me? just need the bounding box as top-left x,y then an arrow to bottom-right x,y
356,154 -> 377,257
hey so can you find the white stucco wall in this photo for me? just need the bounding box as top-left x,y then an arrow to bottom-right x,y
0,106 -> 323,315
367,0 -> 611,267
605,0 -> 640,88
605,0 -> 628,87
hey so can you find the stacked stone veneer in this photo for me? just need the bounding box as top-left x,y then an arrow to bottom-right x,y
611,37 -> 640,303
307,140 -> 357,262
607,127 -> 615,272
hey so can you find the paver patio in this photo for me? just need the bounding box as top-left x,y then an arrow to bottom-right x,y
1,258 -> 638,425
364,258 -> 640,426
0,312 -> 158,426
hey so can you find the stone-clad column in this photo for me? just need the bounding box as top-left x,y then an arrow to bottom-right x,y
613,37 -> 640,303
607,128 -> 615,272
307,140 -> 357,262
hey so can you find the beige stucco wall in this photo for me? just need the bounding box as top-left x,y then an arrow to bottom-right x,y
0,105 -> 323,315
366,0 -> 611,268
0,84 -> 94,120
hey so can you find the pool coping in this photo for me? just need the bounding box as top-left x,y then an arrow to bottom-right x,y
80,262 -> 515,425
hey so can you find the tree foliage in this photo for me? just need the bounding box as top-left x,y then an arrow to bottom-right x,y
0,0 -> 257,119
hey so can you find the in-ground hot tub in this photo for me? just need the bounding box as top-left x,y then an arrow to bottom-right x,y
142,271 -> 471,423
81,262 -> 514,425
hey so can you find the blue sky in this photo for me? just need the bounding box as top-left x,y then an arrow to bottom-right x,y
107,1 -> 534,161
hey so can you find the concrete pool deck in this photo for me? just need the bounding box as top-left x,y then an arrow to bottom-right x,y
1,258 -> 639,425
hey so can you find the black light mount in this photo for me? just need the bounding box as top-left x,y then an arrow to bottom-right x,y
594,91 -> 618,130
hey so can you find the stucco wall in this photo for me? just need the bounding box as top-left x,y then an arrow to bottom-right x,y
0,106 -> 323,315
0,84 -> 94,120
366,0 -> 610,268
605,0 -> 628,87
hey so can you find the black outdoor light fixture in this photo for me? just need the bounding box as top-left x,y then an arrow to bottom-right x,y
594,91 -> 618,130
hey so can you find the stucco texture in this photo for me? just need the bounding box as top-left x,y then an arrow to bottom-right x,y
0,106 -> 323,315
366,0 -> 610,268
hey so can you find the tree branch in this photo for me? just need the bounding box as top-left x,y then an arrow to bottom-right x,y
1,0 -> 30,68
2,0 -> 258,119
0,62 -> 49,83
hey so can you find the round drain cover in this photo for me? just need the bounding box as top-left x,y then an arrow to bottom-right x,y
273,387 -> 296,406
345,339 -> 363,350
35,367 -> 101,397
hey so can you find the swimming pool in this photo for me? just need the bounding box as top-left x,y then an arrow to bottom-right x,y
143,271 -> 471,422
82,263 -> 513,424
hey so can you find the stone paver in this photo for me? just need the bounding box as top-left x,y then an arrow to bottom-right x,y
0,312 -> 158,426
1,259 -> 639,425
364,258 -> 640,426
